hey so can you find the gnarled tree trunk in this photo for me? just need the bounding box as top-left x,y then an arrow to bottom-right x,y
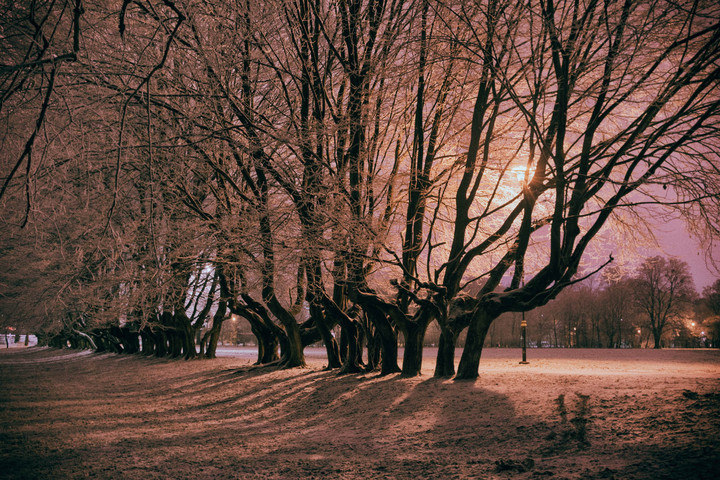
434,327 -> 459,377
456,310 -> 495,380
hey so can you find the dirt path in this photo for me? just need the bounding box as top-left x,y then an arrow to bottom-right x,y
1,347 -> 718,479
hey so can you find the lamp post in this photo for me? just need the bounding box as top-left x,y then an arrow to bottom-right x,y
520,311 -> 529,364
519,274 -> 529,364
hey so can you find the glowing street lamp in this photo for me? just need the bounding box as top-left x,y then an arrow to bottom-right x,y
572,327 -> 577,347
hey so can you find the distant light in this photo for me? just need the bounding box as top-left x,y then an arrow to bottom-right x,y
701,331 -> 705,335
637,329 -> 641,334
691,322 -> 696,327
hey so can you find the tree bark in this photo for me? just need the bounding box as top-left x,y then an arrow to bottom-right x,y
324,296 -> 363,374
309,302 -> 342,369
434,328 -> 458,377
245,317 -> 280,364
339,320 -> 363,374
140,329 -> 155,356
366,327 -> 381,372
401,320 -> 429,377
365,305 -> 400,375
653,332 -> 663,349
456,311 -> 494,380
173,310 -> 196,360
153,329 -> 168,357
204,299 -> 227,359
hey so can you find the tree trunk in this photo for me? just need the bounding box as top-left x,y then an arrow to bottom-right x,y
128,330 -> 141,354
339,326 -> 349,363
231,300 -> 281,365
401,321 -> 429,377
366,328 -> 381,372
259,330 -> 280,364
653,331 -> 663,349
240,316 -> 278,364
99,329 -> 122,353
205,325 -> 222,358
250,314 -> 281,364
174,310 -> 196,360
321,294 -> 362,374
170,335 -> 181,357
140,330 -> 155,355
153,330 -> 168,357
310,303 -> 342,369
368,308 -> 400,375
339,320 -> 363,374
205,300 -> 227,359
434,328 -> 458,377
119,327 -> 140,354
262,293 -> 305,368
168,327 -> 183,358
455,311 -> 494,380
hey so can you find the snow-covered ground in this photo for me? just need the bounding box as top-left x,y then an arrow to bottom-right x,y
215,345 -> 720,377
1,334 -> 37,347
1,347 -> 718,479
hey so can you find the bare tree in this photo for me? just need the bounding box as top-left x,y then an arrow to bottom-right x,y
430,0 -> 720,378
701,279 -> 720,347
633,256 -> 696,348
597,267 -> 635,347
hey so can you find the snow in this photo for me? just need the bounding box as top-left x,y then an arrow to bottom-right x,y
1,346 -> 718,479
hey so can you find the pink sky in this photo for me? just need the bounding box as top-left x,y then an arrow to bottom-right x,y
653,219 -> 717,291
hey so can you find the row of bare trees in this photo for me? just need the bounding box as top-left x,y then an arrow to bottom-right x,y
2,0 -> 720,378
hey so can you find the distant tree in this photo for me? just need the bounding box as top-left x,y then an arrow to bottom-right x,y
527,307 -> 557,347
704,280 -> 720,315
633,257 -> 696,348
702,280 -> 720,347
597,268 -> 635,348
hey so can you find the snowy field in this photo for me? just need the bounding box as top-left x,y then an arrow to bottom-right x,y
215,345 -> 720,377
0,346 -> 718,479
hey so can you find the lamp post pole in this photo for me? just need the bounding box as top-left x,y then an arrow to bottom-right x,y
519,273 -> 528,364
520,311 -> 528,364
